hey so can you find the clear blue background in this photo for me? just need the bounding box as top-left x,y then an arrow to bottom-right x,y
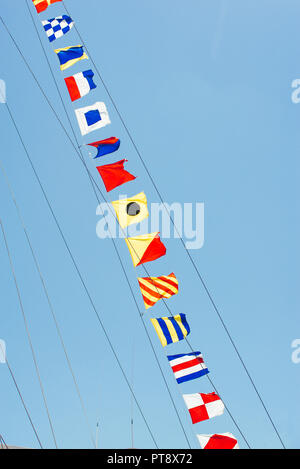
0,0 -> 299,449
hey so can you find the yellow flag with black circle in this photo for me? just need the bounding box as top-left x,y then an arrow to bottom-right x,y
111,192 -> 149,228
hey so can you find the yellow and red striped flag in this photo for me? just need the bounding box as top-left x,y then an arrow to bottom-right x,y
138,273 -> 179,309
32,0 -> 62,14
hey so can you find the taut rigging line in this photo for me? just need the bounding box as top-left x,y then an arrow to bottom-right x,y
0,219 -> 58,448
0,159 -> 96,449
0,339 -> 43,448
61,0 -> 286,449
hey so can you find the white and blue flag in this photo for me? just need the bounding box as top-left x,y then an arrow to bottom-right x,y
42,15 -> 74,42
75,102 -> 111,136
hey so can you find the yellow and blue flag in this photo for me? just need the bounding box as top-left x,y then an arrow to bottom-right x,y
150,314 -> 190,347
54,45 -> 88,71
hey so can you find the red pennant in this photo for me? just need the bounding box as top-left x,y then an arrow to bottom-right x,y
204,434 -> 238,449
137,235 -> 167,266
96,159 -> 136,192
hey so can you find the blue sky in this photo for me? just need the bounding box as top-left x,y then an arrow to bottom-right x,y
0,0 -> 299,449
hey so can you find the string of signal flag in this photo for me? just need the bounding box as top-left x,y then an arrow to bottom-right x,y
0,0 -> 286,449
30,0 -> 240,449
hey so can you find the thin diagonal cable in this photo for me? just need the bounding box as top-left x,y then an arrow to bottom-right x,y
12,8 -> 249,446
0,219 -> 58,448
24,5 -> 193,448
0,73 -> 158,449
0,341 -> 43,448
159,302 -> 251,447
62,0 -> 286,449
0,10 -> 158,446
5,10 -> 255,447
0,101 -> 158,450
7,4 -> 189,445
24,0 -> 114,219
135,276 -> 251,445
0,159 -> 96,449
83,170 -> 247,447
88,177 -> 192,448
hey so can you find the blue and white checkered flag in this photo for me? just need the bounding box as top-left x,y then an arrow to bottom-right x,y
0,79 -> 6,103
42,15 -> 74,43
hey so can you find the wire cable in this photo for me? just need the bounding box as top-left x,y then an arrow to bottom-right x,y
0,219 -> 58,448
24,3 -> 194,448
25,8 -> 246,445
61,0 -> 286,449
0,98 -> 158,449
0,341 -> 43,448
6,5 -> 272,448
0,26 -> 158,443
0,158 -> 96,449
14,4 -> 250,447
7,2 -> 188,446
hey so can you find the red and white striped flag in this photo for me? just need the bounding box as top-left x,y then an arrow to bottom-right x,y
138,273 -> 179,309
197,433 -> 239,449
183,392 -> 224,424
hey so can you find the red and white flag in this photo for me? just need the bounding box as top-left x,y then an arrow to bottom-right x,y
197,433 -> 239,449
183,392 -> 224,424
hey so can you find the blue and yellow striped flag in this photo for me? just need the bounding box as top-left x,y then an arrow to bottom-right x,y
150,314 -> 190,347
54,45 -> 88,71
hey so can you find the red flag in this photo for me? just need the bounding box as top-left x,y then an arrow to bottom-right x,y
96,159 -> 136,192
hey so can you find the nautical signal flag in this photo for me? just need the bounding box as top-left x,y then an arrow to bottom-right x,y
150,314 -> 190,347
87,137 -> 120,159
54,45 -> 88,71
138,273 -> 178,309
96,159 -> 136,192
183,392 -> 225,424
167,352 -> 209,384
75,102 -> 111,136
65,70 -> 96,101
125,232 -> 166,267
33,0 -> 62,13
197,433 -> 239,450
111,192 -> 148,228
42,15 -> 74,42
